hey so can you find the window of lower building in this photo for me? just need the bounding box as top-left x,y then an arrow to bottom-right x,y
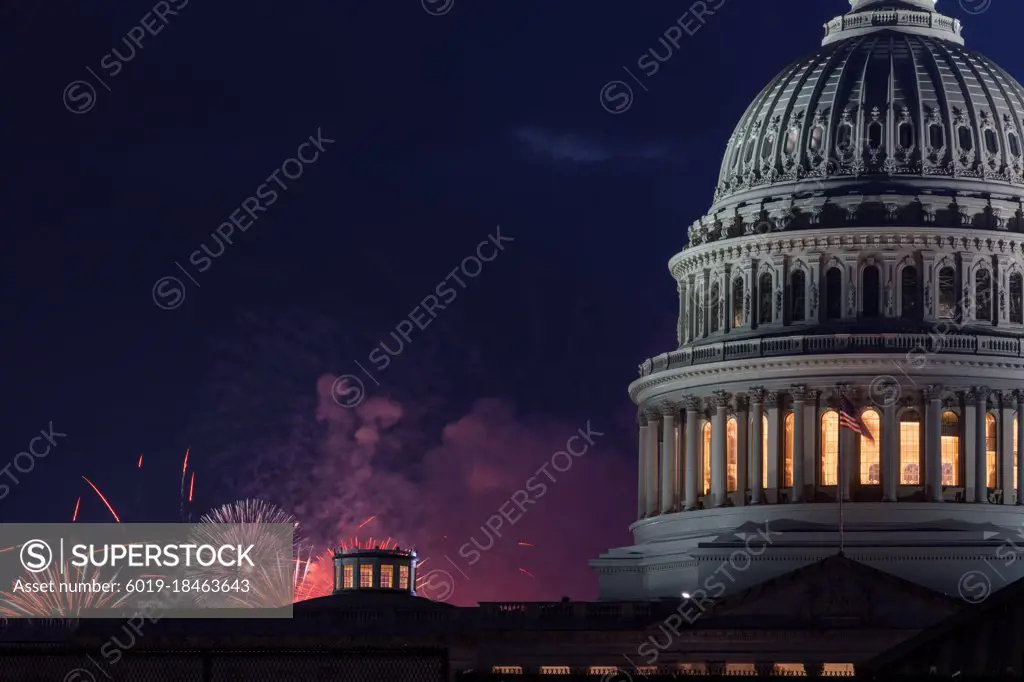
492,666 -> 522,674
725,663 -> 756,675
702,421 -> 712,495
380,563 -> 394,588
399,565 -> 410,590
821,410 -> 839,485
941,410 -> 960,486
774,663 -> 806,675
359,563 -> 373,588
343,564 -> 354,589
986,412 -> 998,488
678,662 -> 707,673
822,663 -> 855,676
860,408 -> 881,484
900,410 -> 921,484
726,417 -> 738,492
538,666 -> 570,675
784,411 -> 794,488
587,667 -> 619,676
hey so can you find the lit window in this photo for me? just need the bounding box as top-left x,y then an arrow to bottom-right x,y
359,563 -> 373,588
727,417 -> 738,492
784,129 -> 798,155
399,565 -> 409,590
822,663 -> 855,676
539,667 -> 570,675
763,414 -> 769,489
821,411 -> 839,485
986,413 -> 998,488
860,409 -> 881,484
809,125 -> 823,152
343,564 -> 354,589
941,411 -> 960,486
380,564 -> 394,589
588,668 -> 620,676
784,412 -> 794,487
702,422 -> 712,495
726,663 -> 756,674
900,410 -> 921,484
492,666 -> 523,674
774,663 -> 806,676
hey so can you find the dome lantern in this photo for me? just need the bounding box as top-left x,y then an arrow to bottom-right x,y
824,0 -> 962,47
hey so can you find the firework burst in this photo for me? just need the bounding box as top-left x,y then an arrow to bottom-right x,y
188,499 -> 300,609
292,550 -> 333,602
0,561 -> 129,618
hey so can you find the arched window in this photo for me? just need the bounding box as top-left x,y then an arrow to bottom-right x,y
784,130 -> 798,155
784,412 -> 795,488
702,422 -> 711,495
744,137 -> 756,164
758,272 -> 773,325
898,121 -> 914,149
986,413 -> 997,489
762,414 -> 769,489
938,266 -> 956,319
958,126 -> 973,151
1010,132 -> 1021,157
732,277 -> 744,328
860,409 -> 881,484
809,125 -> 824,152
901,266 -> 918,319
836,123 -> 853,152
791,270 -> 806,322
929,123 -> 945,149
862,265 -> 880,318
985,128 -> 999,155
900,409 -> 921,485
726,417 -> 738,492
825,267 -> 843,320
821,411 -> 839,485
1011,273 -> 1023,324
709,282 -> 721,333
868,120 -> 883,149
760,135 -> 774,160
941,411 -> 960,486
976,268 -> 993,322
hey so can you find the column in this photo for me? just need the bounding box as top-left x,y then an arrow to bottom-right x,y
644,408 -> 660,517
750,388 -> 765,504
684,397 -> 700,510
974,387 -> 990,504
736,394 -> 749,507
677,280 -> 686,347
660,402 -> 679,514
882,385 -> 898,502
1017,391 -> 1024,505
805,389 -> 820,500
791,385 -> 806,503
924,385 -> 943,502
1000,392 -> 1014,505
765,392 -> 780,503
711,391 -> 729,507
637,412 -> 647,520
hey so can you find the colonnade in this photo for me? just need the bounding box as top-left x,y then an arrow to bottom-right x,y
636,383 -> 1024,519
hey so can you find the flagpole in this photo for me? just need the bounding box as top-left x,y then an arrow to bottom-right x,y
836,384 -> 845,556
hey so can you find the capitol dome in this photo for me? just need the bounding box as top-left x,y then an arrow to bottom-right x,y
592,0 -> 1024,603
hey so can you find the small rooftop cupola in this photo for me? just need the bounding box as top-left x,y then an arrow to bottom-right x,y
332,545 -> 418,595
823,0 -> 963,46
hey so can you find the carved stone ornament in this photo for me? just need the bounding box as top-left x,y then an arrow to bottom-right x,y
922,384 -> 944,401
790,384 -> 808,402
683,395 -> 702,412
1014,390 -> 1024,406
734,394 -> 749,412
713,390 -> 732,408
764,391 -> 779,408
659,401 -> 679,417
968,386 -> 991,405
749,386 -> 766,403
643,407 -> 660,421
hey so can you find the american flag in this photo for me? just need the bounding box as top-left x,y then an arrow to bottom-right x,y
839,392 -> 874,444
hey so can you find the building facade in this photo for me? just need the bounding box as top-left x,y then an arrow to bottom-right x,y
592,0 -> 1024,602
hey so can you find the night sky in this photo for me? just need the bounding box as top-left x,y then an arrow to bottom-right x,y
1,0 -> 1020,604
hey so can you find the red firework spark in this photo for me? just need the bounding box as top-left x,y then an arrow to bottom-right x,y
72,497 -> 81,522
518,568 -> 535,578
188,472 -> 195,502
517,540 -> 533,547
182,448 -> 189,474
292,551 -> 333,603
338,536 -> 398,551
137,453 -> 143,469
356,515 -> 375,529
81,476 -> 120,522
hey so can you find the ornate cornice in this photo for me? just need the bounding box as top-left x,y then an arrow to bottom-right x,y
658,401 -> 679,418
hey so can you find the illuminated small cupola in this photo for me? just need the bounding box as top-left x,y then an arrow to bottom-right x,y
332,545 -> 418,595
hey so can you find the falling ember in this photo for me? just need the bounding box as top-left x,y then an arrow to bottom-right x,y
179,448 -> 190,517
72,497 -> 81,522
518,568 -> 535,578
182,448 -> 190,474
517,541 -> 534,547
81,476 -> 121,523
188,472 -> 195,502
357,515 -> 375,530
137,453 -> 143,469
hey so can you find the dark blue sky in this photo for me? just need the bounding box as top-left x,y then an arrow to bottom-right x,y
0,0 -> 1020,596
